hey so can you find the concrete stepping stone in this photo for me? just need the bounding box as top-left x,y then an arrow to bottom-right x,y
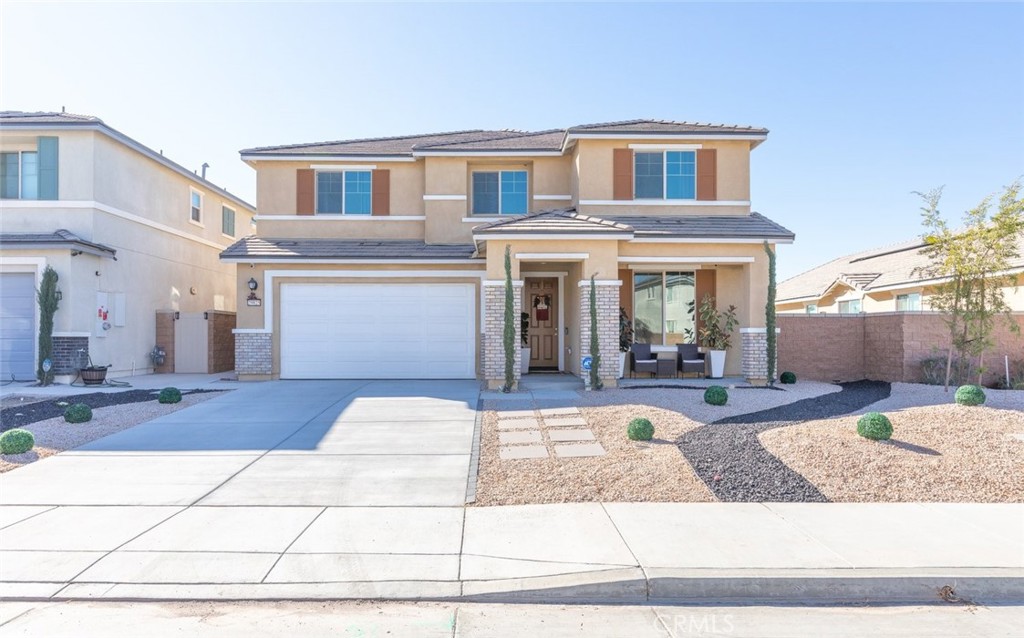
548,429 -> 596,442
538,407 -> 580,417
543,416 -> 588,427
497,417 -> 540,430
554,443 -> 606,458
499,446 -> 549,460
498,410 -> 537,419
499,431 -> 543,445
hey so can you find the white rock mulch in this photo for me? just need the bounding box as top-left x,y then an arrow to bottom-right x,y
861,382 -> 1024,414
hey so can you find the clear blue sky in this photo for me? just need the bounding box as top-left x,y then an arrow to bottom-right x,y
2,2 -> 1022,280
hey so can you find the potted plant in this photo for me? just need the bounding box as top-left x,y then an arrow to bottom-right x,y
79,364 -> 109,386
619,307 -> 634,378
519,311 -> 531,375
698,293 -> 738,379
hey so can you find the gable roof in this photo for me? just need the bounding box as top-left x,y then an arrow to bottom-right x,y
0,111 -> 254,211
241,119 -> 768,158
472,208 -> 634,236
778,233 -> 1024,303
0,229 -> 117,258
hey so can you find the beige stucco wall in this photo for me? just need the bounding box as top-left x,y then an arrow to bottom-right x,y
257,218 -> 426,240
256,159 -> 424,215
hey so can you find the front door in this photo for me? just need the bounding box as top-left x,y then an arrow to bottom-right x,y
526,278 -> 558,369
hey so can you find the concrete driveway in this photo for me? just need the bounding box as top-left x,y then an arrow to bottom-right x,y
0,380 -> 480,507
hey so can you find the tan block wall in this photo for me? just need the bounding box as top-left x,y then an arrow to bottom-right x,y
777,315 -> 866,382
863,313 -> 905,380
206,310 -> 236,373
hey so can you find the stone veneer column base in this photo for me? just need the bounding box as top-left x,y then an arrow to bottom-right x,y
741,327 -> 776,384
483,281 -> 522,390
235,331 -> 272,376
579,280 -> 621,388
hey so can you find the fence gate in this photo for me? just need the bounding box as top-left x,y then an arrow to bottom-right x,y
174,312 -> 208,373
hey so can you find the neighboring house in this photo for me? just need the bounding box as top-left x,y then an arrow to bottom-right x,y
224,120 -> 794,387
777,235 -> 1024,315
0,111 -> 255,382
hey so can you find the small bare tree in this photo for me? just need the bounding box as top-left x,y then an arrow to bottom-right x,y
916,179 -> 1023,389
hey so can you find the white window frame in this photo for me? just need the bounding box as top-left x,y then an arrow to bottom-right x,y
315,169 -> 373,215
805,303 -> 818,314
0,150 -> 38,200
634,151 -> 698,201
221,205 -> 236,238
838,299 -> 862,314
471,169 -> 528,216
189,188 -> 204,226
896,292 -> 921,312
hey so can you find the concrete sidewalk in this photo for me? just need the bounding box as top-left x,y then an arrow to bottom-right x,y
1,502 -> 1021,604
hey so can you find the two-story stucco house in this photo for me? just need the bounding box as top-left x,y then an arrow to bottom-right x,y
224,120 -> 794,387
0,111 -> 255,382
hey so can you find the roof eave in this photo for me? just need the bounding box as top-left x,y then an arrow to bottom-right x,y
0,239 -> 116,259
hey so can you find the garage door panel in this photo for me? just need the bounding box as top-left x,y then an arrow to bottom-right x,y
281,283 -> 476,379
0,273 -> 37,379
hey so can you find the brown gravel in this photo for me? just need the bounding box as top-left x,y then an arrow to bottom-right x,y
759,405 -> 1024,502
473,404 -> 715,506
0,392 -> 222,473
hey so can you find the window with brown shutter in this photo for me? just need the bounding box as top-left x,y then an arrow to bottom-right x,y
371,169 -> 390,216
696,149 -> 717,201
613,148 -> 633,200
296,169 -> 315,215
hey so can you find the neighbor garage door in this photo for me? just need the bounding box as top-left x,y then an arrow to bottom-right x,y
0,273 -> 37,381
280,283 -> 476,379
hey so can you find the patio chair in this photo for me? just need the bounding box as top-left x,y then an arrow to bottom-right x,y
629,343 -> 658,378
677,343 -> 706,379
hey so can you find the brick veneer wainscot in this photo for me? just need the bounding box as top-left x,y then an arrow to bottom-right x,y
578,281 -> 620,384
483,282 -> 522,388
235,332 -> 272,375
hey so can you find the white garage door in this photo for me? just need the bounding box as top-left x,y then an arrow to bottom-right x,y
280,283 -> 476,379
0,273 -> 37,381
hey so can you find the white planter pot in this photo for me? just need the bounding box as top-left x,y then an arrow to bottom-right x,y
618,352 -> 627,379
708,350 -> 726,378
520,348 -> 531,374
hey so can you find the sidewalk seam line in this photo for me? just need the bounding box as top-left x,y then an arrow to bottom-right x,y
0,506 -> 58,531
260,506 -> 327,584
600,502 -> 649,601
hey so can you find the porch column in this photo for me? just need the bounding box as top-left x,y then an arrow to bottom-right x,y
740,328 -> 771,385
578,279 -> 621,387
483,280 -> 523,390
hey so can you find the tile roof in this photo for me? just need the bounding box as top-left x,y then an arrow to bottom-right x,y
777,233 -> 1024,302
220,237 -> 478,261
0,229 -> 116,257
473,209 -> 633,235
241,119 -> 768,156
606,212 -> 795,240
0,111 -> 103,125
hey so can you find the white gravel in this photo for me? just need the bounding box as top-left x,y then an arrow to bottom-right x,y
861,382 -> 1024,414
0,392 -> 222,472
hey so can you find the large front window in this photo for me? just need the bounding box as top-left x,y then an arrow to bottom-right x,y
472,170 -> 527,215
633,271 -> 696,345
634,151 -> 696,200
0,151 -> 38,200
317,170 -> 372,215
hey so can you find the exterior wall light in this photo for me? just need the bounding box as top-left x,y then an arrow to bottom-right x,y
247,278 -> 258,291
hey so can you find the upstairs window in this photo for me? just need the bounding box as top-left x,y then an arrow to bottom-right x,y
634,151 -> 696,200
472,170 -> 527,215
222,206 -> 236,237
838,299 -> 862,314
190,189 -> 203,223
0,151 -> 38,199
896,293 -> 921,311
317,170 -> 371,215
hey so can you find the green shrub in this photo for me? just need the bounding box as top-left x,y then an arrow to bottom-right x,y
627,417 -> 654,441
0,429 -> 35,455
780,371 -> 797,384
857,412 -> 893,440
704,385 -> 728,406
64,403 -> 93,423
158,387 -> 183,404
920,356 -> 980,386
954,385 -> 986,406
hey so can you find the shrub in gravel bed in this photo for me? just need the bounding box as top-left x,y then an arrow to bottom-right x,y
954,385 -> 986,406
627,417 -> 654,441
158,387 -> 183,404
704,386 -> 728,406
0,428 -> 34,454
64,403 -> 93,423
857,412 -> 893,440
780,371 -> 797,384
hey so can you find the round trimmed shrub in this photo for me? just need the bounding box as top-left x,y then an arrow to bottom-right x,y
64,403 -> 93,424
857,412 -> 893,441
627,417 -> 654,441
704,385 -> 728,406
158,387 -> 183,404
780,371 -> 797,384
954,385 -> 986,406
0,429 -> 35,455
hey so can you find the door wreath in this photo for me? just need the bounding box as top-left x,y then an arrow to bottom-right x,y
533,294 -> 551,322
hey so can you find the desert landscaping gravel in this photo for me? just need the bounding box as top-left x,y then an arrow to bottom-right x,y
0,389 -> 221,432
761,401 -> 1024,502
0,391 -> 223,472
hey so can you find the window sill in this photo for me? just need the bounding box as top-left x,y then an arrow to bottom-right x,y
221,233 -> 236,240
188,219 -> 205,228
461,215 -> 524,223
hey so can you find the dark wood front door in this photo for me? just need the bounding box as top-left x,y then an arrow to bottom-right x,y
526,278 -> 558,369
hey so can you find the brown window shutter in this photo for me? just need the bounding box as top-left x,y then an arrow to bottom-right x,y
371,169 -> 390,216
695,269 -> 717,340
696,149 -> 717,201
612,148 -> 633,200
296,169 -> 315,215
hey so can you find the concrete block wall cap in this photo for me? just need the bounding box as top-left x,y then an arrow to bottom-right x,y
233,328 -> 272,334
739,327 -> 781,334
577,280 -> 623,287
482,280 -> 525,286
